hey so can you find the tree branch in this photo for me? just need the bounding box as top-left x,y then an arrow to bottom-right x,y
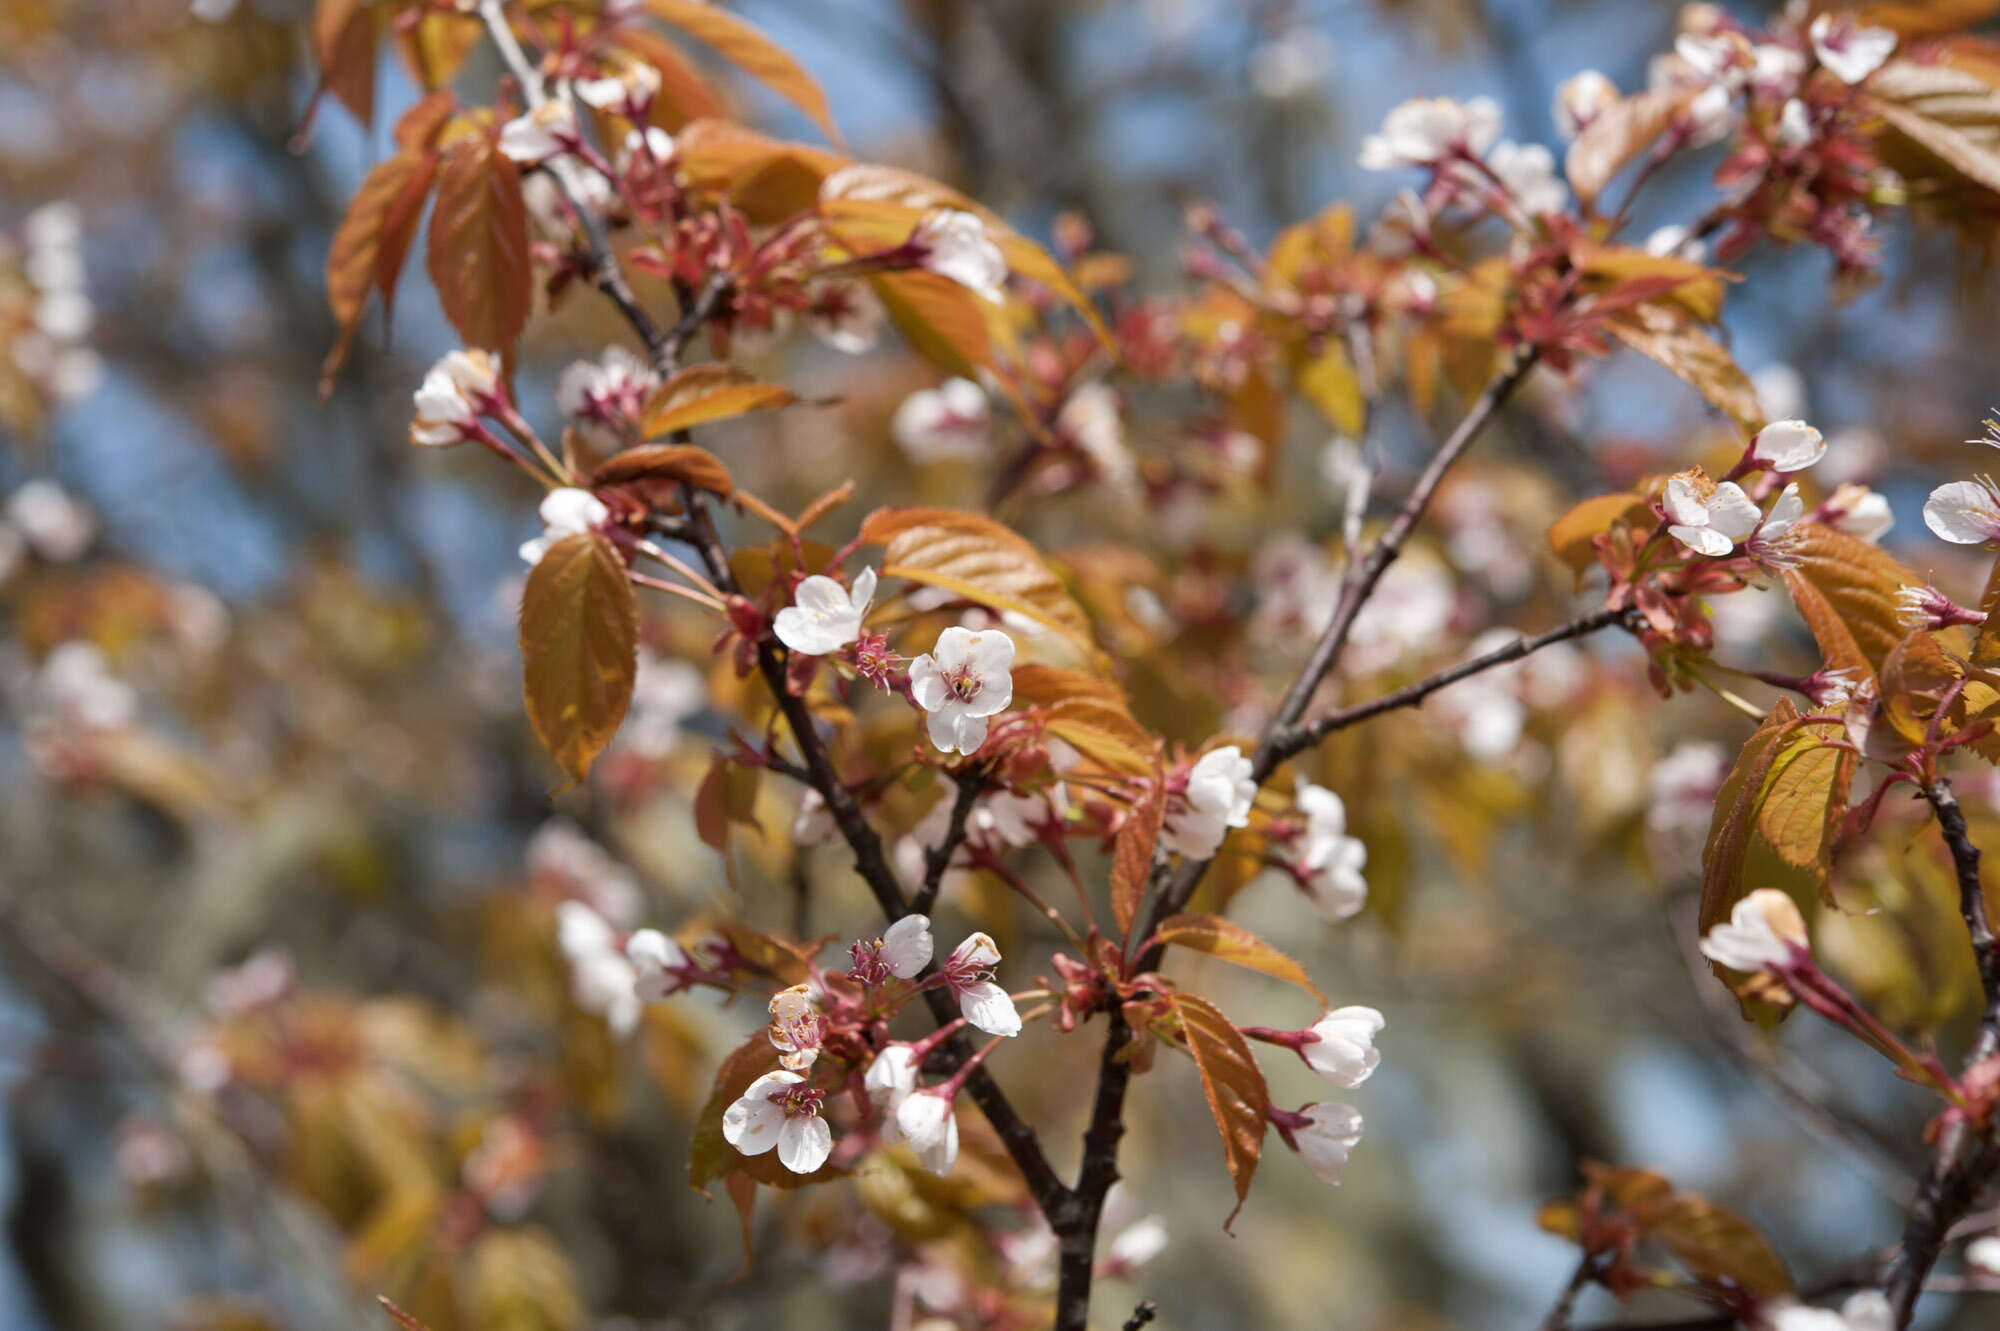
915,765 -> 991,916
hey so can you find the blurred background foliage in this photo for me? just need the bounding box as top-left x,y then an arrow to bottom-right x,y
4,0 -> 2000,1328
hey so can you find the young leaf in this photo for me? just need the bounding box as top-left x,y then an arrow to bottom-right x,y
859,508 -> 1102,661
592,442 -> 735,497
1606,303 -> 1762,431
642,365 -> 798,436
1754,732 -> 1853,883
427,133 -> 531,358
1565,90 -> 1689,204
1781,523 -> 1925,679
519,533 -> 639,784
1010,664 -> 1156,770
321,150 -> 437,387
313,0 -> 378,128
1546,493 -> 1648,580
614,29 -> 729,128
1154,913 -> 1326,1004
1112,786 -> 1163,937
643,0 -> 840,144
673,119 -> 849,222
1160,991 -> 1268,1224
868,270 -> 995,377
1699,699 -> 1800,943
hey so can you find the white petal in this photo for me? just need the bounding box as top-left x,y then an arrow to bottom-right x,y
931,625 -> 976,669
722,1098 -> 784,1155
881,914 -> 934,977
1925,481 -> 2000,544
916,1111 -> 959,1176
909,656 -> 948,711
958,980 -> 1022,1036
1670,524 -> 1735,557
848,566 -> 878,615
1705,482 -> 1763,540
777,1114 -> 832,1174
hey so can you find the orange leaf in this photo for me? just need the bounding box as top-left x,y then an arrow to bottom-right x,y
592,442 -> 735,497
518,533 -> 638,784
1698,700 -> 1799,946
644,0 -> 840,144
321,150 -> 436,389
1112,786 -> 1163,938
1154,913 -> 1325,1004
1606,303 -> 1762,431
1546,492 -> 1648,580
313,0 -> 377,127
1161,992 -> 1268,1224
859,507 -> 1100,661
674,119 -> 849,222
868,270 -> 994,377
427,132 -> 532,357
641,364 -> 798,435
1781,523 -> 1926,679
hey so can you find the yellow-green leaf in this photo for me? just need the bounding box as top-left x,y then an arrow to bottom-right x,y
641,364 -> 797,436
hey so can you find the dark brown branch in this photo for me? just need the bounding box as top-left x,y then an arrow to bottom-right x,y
1884,779 -> 2000,1325
1121,1299 -> 1159,1331
675,483 -> 1072,1217
914,765 -> 991,916
1537,1254 -> 1601,1331
1265,605 -> 1637,767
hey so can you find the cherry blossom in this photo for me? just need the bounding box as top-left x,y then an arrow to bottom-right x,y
1966,1234 -> 2000,1277
38,642 -> 136,731
1358,96 -> 1501,170
1289,1102 -> 1364,1185
555,901 -> 641,1038
555,346 -> 655,448
1301,1007 -> 1386,1086
1485,141 -> 1569,218
573,63 -> 660,116
1553,70 -> 1617,140
1056,382 -> 1138,490
617,126 -> 677,173
909,626 -> 1016,755
625,929 -> 690,1002
894,1087 -> 962,1175
1664,471 -> 1762,556
1753,483 -> 1807,555
1750,419 -> 1826,473
911,209 -> 1008,302
1809,15 -> 1897,86
774,567 -> 877,656
1896,583 -> 1985,633
1099,1215 -> 1169,1280
528,819 -> 641,926
941,932 -> 1022,1036
410,349 -> 502,446
881,913 -> 935,978
1923,478 -> 2000,544
519,487 -> 610,566
1162,746 -> 1256,859
1288,779 -> 1368,921
723,1070 -> 832,1174
768,982 -> 825,1072
6,479 -> 94,561
1823,484 -> 1893,543
807,280 -> 886,355
865,1043 -> 920,1133
497,101 -> 579,164
1699,888 -> 1808,975
1777,99 -> 1813,150
892,377 -> 990,462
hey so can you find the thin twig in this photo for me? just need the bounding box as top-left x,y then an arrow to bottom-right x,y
1122,1299 -> 1159,1330
915,766 -> 991,916
1537,1254 -> 1600,1331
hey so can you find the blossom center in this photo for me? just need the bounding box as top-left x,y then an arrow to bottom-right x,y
942,662 -> 984,703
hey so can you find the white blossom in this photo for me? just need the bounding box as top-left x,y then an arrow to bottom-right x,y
892,377 -> 990,462
574,64 -> 660,114
1924,478 -> 2000,545
866,1043 -> 921,1135
1966,1235 -> 2000,1278
1751,419 -> 1826,473
1056,382 -> 1137,489
881,913 -> 935,979
519,487 -> 610,566
1752,44 -> 1807,91
617,125 -> 677,173
1162,746 -> 1256,859
555,901 -> 641,1037
1302,1007 -> 1385,1086
6,479 -> 94,561
1101,1215 -> 1169,1278
1810,15 -> 1897,85
497,101 -> 579,164
411,349 -> 500,447
38,641 -> 136,730
555,346 -> 655,448
1699,887 -> 1808,974
893,1088 -> 961,1176
1754,483 -> 1806,552
528,819 -> 641,926
1826,485 -> 1893,543
1359,96 -> 1502,170
1664,472 -> 1762,556
1553,70 -> 1618,140
1291,1102 -> 1364,1185
768,983 -> 823,1072
808,280 -> 886,355
1486,141 -> 1568,217
942,932 -> 1021,1036
912,210 -> 1008,302
722,1070 -> 832,1174
626,929 -> 688,1002
774,567 -> 877,656
909,626 -> 1015,755
1685,82 -> 1738,146
1290,779 -> 1368,921
1777,99 -> 1813,149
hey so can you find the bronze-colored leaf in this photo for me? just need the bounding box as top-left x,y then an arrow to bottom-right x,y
1546,492 -> 1649,579
1781,523 -> 1926,679
1155,913 -> 1325,1004
1160,991 -> 1268,1223
1565,89 -> 1690,205
641,364 -> 797,436
644,0 -> 840,144
427,132 -> 531,358
1112,785 -> 1163,938
689,1037 -> 842,1193
592,442 -> 735,497
321,150 -> 436,388
859,508 -> 1101,661
868,270 -> 995,377
519,533 -> 638,784
1699,699 -> 1800,943
313,0 -> 377,128
1606,302 -> 1762,431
